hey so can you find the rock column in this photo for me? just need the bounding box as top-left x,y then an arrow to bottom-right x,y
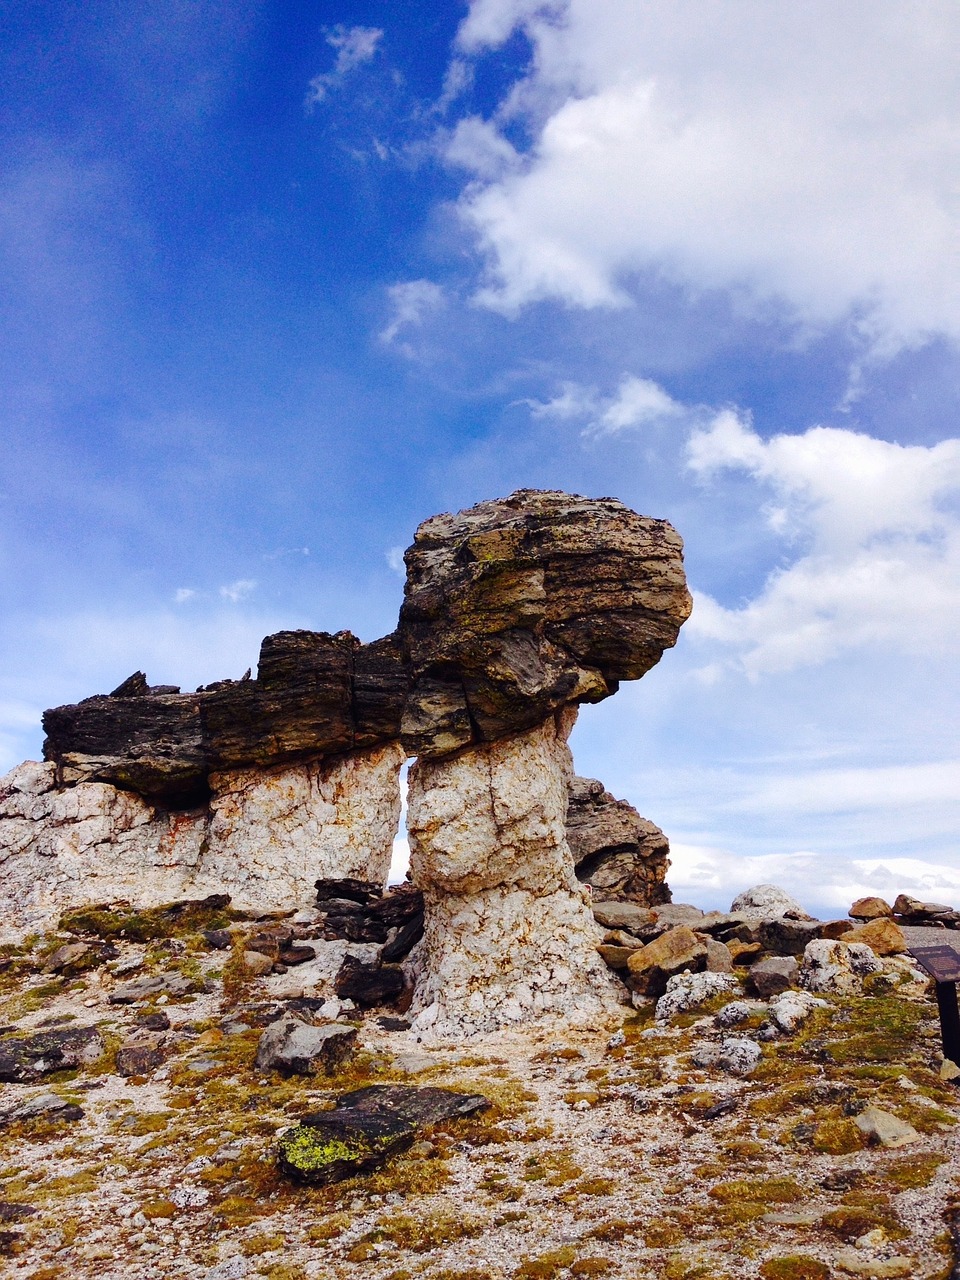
406,709 -> 621,1036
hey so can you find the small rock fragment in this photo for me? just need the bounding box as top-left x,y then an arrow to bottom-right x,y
854,1105 -> 920,1148
115,1037 -> 166,1077
243,950 -> 275,977
940,1058 -> 960,1082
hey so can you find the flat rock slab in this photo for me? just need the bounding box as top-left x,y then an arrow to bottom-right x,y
0,1026 -> 104,1083
277,1084 -> 489,1185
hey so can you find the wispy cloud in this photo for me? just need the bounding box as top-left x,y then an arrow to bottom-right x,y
219,579 -> 257,603
305,26 -> 383,110
379,279 -> 446,351
526,373 -> 684,435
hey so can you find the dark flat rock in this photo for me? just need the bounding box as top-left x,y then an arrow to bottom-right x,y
277,1085 -> 489,1185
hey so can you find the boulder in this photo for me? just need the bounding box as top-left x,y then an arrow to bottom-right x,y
799,940 -> 881,995
892,894 -> 960,927
591,901 -> 657,934
766,990 -> 829,1034
703,937 -> 735,973
759,918 -> 823,957
277,1085 -> 488,1184
254,1016 -> 357,1077
0,1025 -> 104,1083
655,971 -> 739,1021
692,1036 -> 762,1075
398,491 -> 691,756
849,896 -> 894,920
730,885 -> 807,918
566,776 -> 671,907
748,956 -> 798,998
333,956 -> 406,1009
653,903 -> 705,928
627,925 -> 708,998
839,918 -> 906,956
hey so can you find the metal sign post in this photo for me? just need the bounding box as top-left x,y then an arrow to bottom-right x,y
910,944 -> 960,1067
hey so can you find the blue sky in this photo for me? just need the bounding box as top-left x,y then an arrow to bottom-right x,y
3,0 -> 959,917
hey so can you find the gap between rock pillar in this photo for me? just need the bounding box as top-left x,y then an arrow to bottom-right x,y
405,707 -> 622,1037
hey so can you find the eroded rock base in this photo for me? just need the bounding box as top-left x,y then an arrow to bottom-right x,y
406,711 -> 622,1036
0,742 -> 404,940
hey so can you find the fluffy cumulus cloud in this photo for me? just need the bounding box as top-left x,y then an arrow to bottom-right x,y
686,414 -> 960,676
449,0 -> 960,348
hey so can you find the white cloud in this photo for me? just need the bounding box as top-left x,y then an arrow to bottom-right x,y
305,25 -> 383,109
686,414 -> 960,676
668,842 -> 960,917
450,0 -> 960,348
527,373 -> 683,435
444,116 -> 520,180
379,279 -> 446,349
219,579 -> 257,603
174,587 -> 198,604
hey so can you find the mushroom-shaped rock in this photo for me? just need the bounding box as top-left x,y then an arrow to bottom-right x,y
399,490 -> 691,756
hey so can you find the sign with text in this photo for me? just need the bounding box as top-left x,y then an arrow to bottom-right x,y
910,944 -> 960,985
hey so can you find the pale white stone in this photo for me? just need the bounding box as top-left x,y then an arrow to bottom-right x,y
729,884 -> 806,918
406,710 -> 620,1036
799,939 -> 882,995
0,743 -> 403,941
768,990 -> 830,1033
655,971 -> 740,1021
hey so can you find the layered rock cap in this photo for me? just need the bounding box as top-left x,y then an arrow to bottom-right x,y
41,490 -> 692,803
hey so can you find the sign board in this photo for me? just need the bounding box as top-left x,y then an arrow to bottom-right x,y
910,944 -> 960,984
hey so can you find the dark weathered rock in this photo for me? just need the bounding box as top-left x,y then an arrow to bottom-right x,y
380,912 -> 425,963
399,491 -> 691,757
115,1037 -> 166,1077
591,900 -> 657,934
0,1025 -> 104,1083
314,878 -> 383,906
759,918 -> 824,957
42,490 -> 691,798
0,1093 -> 84,1128
626,925 -> 708,998
277,1085 -> 488,1185
254,1016 -> 357,1077
333,956 -> 406,1008
278,944 -> 316,967
567,776 -> 671,907
748,955 -> 799,998
318,882 -> 425,951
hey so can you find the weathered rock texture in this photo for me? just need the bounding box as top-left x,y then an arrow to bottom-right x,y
41,491 -> 691,801
566,775 -> 671,907
405,709 -> 622,1036
0,744 -> 403,939
4,490 -> 691,1031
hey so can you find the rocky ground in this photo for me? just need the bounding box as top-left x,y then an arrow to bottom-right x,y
0,893 -> 958,1280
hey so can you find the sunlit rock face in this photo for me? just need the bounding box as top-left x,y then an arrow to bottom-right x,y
0,744 -> 403,941
405,710 -> 622,1037
399,490 -> 692,758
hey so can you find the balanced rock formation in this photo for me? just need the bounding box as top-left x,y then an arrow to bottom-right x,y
2,490 -> 692,1028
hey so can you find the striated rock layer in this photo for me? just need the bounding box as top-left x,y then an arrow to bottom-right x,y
405,710 -> 622,1036
42,490 -> 691,802
0,744 -> 403,941
567,775 -> 671,907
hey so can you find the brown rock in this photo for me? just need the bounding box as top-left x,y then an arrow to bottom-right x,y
243,950 -> 274,977
839,917 -> 907,956
820,919 -> 857,940
115,1037 -> 166,1077
626,925 -> 707,997
726,939 -> 763,965
597,944 -> 639,970
849,896 -> 894,920
566,776 -> 671,907
703,936 -> 734,974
